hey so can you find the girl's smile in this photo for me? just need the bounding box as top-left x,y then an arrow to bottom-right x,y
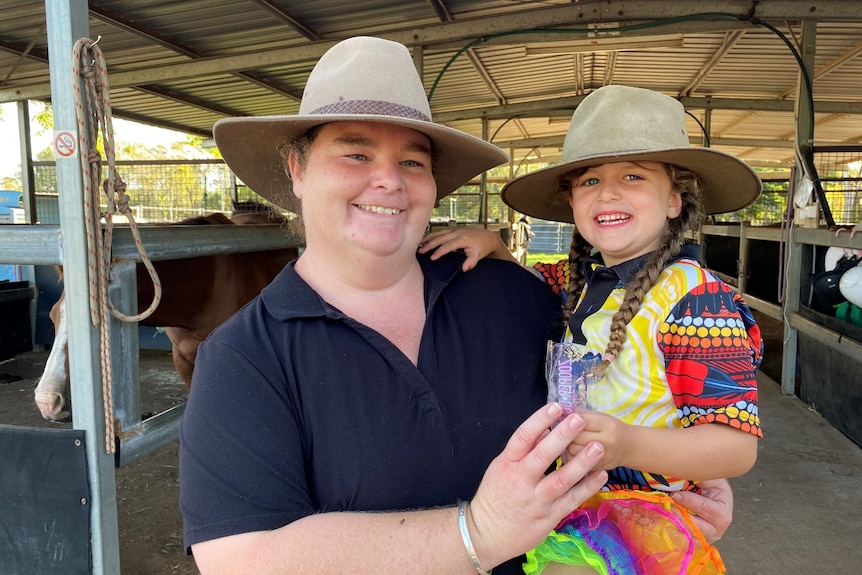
567,161 -> 682,267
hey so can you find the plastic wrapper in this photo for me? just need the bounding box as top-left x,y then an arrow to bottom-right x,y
545,341 -> 602,418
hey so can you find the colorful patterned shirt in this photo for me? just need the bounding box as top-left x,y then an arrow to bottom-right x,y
535,246 -> 762,492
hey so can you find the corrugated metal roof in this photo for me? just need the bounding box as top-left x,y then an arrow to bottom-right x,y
3,0 -> 862,169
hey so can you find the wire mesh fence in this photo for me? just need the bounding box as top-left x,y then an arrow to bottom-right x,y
429,184 -> 509,224
809,146 -> 862,227
710,147 -> 862,227
25,153 -> 859,230
30,162 -> 514,226
711,179 -> 789,226
31,160 -> 284,224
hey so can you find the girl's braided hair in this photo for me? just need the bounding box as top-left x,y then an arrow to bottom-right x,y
559,163 -> 705,375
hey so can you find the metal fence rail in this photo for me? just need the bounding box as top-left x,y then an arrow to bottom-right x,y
31,160 -> 285,224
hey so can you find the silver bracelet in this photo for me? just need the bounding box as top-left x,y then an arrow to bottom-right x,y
457,500 -> 492,575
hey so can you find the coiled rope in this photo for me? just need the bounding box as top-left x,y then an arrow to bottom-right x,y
72,36 -> 163,453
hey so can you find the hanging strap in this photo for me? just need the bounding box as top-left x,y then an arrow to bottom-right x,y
72,36 -> 163,453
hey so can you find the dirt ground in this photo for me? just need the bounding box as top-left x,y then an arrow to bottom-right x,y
0,348 -> 198,575
0,311 -> 787,574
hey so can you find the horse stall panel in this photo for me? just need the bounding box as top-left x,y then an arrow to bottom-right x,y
0,425 -> 91,574
33,264 -> 171,350
702,234 -> 739,283
0,281 -> 33,361
746,239 -> 781,304
798,314 -> 862,449
702,234 -> 781,304
34,265 -> 62,347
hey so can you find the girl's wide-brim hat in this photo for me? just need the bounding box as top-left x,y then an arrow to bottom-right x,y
213,36 -> 508,213
501,85 -> 762,223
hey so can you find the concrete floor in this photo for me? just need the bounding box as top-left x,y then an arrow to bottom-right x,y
717,373 -> 862,573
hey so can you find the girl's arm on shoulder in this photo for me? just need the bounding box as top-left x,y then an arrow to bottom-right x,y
419,227 -> 519,270
418,228 -> 566,300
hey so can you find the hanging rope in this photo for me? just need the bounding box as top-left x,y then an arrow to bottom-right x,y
72,36 -> 163,453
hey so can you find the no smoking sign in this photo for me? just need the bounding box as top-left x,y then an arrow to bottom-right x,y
53,130 -> 78,158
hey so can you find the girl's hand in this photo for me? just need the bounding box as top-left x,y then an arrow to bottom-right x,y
418,228 -> 517,271
564,410 -> 633,471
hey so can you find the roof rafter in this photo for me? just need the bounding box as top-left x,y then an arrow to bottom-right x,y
12,0 -> 862,103
679,30 -> 746,97
0,24 -> 44,86
89,4 -> 303,111
246,0 -> 321,41
779,38 -> 862,99
424,0 -> 528,139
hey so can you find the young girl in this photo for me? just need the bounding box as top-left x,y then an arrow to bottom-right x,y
420,85 -> 763,574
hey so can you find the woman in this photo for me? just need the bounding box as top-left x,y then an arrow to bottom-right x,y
179,37 -> 732,574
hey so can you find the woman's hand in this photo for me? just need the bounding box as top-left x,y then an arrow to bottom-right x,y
467,403 -> 608,569
672,478 -> 734,543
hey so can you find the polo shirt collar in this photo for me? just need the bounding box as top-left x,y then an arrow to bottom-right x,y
568,243 -> 702,344
261,252 -> 466,322
582,243 -> 701,285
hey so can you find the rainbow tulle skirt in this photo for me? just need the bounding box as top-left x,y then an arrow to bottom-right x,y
524,491 -> 726,575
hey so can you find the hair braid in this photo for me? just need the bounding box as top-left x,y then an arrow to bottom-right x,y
563,229 -> 594,321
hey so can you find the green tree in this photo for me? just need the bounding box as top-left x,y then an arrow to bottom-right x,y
1,175 -> 21,190
28,99 -> 223,221
32,101 -> 53,135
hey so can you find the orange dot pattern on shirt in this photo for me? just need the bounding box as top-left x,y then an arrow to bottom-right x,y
534,259 -> 570,298
688,403 -> 761,434
661,305 -> 762,438
659,319 -> 749,351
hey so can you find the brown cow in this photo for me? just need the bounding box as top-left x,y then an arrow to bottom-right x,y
34,211 -> 298,421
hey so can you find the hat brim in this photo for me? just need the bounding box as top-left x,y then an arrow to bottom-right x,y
214,115 -> 508,212
501,148 -> 762,223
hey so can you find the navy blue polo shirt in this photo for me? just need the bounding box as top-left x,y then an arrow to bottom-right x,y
179,252 -> 563,573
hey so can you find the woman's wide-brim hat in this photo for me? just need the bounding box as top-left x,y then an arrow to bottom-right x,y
213,36 -> 508,213
501,85 -> 762,223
